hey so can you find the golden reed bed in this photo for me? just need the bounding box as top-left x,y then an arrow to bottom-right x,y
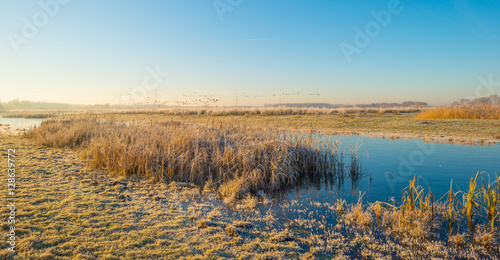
417,105 -> 500,120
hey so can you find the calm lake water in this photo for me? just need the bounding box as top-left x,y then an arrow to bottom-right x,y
273,134 -> 500,205
0,116 -> 45,127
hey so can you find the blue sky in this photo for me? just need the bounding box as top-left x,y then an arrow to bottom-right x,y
1,0 -> 499,106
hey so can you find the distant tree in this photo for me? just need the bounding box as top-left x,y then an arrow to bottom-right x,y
459,98 -> 471,105
452,95 -> 500,106
474,97 -> 490,105
490,94 -> 499,106
401,101 -> 412,107
4,99 -> 83,110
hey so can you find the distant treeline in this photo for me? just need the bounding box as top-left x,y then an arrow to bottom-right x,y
0,99 -> 113,111
451,95 -> 500,106
265,101 -> 428,108
264,103 -> 342,108
0,99 -> 193,111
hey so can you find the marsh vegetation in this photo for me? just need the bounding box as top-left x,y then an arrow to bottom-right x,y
26,117 -> 363,204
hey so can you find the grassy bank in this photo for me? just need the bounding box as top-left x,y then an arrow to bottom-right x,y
375,174 -> 500,253
0,112 -> 58,119
0,134 -> 306,259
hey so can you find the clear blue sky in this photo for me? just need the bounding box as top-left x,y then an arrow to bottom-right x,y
1,0 -> 499,106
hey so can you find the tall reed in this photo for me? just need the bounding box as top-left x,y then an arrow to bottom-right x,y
463,173 -> 480,232
442,180 -> 461,233
480,174 -> 500,229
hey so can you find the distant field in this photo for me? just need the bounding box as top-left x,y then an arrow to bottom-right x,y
2,106 -> 500,144
81,110 -> 500,145
1,106 -> 418,118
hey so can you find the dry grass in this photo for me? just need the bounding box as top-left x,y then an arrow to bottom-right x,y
375,174 -> 500,256
343,195 -> 373,230
25,117 -> 361,203
416,105 -> 500,120
380,177 -> 439,241
0,134 -> 308,259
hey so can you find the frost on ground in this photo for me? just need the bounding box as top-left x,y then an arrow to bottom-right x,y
0,135 -> 497,259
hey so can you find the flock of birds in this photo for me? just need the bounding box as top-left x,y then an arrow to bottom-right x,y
118,92 -> 219,107
117,90 -> 321,107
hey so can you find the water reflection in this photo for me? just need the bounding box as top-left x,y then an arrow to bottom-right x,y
268,134 -> 500,207
0,116 -> 45,127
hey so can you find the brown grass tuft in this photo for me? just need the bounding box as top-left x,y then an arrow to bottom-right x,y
343,195 -> 372,229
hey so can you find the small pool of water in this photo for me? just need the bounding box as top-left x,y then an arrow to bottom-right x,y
0,116 -> 45,128
274,134 -> 500,204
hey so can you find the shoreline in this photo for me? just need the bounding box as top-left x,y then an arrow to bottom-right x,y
321,130 -> 499,146
0,125 -> 29,136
